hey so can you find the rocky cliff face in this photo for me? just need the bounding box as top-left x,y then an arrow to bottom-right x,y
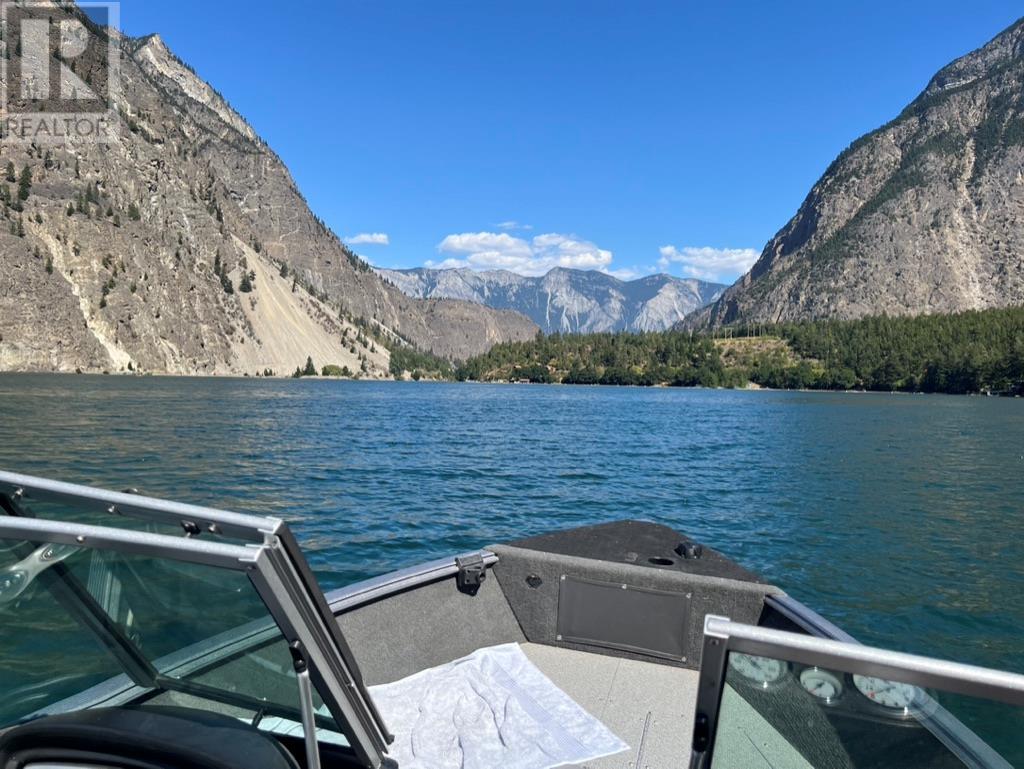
695,17 -> 1024,328
0,6 -> 535,375
377,266 -> 724,334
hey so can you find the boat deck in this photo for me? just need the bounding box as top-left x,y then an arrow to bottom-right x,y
521,643 -> 698,769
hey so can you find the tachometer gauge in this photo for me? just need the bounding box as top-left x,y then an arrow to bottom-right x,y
852,675 -> 919,714
728,654 -> 787,688
800,667 -> 843,704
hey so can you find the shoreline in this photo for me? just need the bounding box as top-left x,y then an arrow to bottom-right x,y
0,370 -> 1019,398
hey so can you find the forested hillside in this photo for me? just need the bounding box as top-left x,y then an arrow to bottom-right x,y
456,307 -> 1024,395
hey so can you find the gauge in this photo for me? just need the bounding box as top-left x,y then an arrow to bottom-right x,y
728,654 -> 787,688
853,675 -> 919,714
800,667 -> 843,704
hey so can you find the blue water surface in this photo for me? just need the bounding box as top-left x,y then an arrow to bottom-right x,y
0,375 -> 1021,676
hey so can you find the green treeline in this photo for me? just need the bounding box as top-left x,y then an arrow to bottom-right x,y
389,346 -> 453,380
457,333 -> 734,387
455,307 -> 1024,395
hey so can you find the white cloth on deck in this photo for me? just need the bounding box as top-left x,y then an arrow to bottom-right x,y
369,643 -> 628,769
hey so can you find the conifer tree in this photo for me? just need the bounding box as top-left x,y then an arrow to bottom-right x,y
17,167 -> 31,201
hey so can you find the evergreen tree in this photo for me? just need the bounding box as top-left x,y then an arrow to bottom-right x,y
4,162 -> 14,183
17,166 -> 31,201
239,270 -> 253,293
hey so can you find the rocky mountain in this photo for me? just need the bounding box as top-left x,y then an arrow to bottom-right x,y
0,5 -> 536,376
376,267 -> 724,334
693,17 -> 1024,329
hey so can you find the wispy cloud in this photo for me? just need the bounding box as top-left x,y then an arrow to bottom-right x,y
347,232 -> 390,246
495,220 -> 533,231
657,245 -> 759,283
601,266 -> 652,281
430,232 -> 613,277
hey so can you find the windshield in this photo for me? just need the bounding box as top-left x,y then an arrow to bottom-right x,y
0,532 -> 347,745
710,649 -> 1019,768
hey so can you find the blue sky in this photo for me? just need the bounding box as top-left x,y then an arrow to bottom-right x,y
118,1 -> 1021,285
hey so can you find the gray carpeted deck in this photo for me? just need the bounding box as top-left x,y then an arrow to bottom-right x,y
521,643 -> 698,769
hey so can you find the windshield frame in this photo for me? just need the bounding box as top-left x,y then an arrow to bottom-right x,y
0,470 -> 279,543
690,615 -> 1024,769
0,478 -> 391,769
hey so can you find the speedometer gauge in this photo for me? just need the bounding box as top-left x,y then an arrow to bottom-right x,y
853,675 -> 919,714
728,654 -> 787,688
800,668 -> 843,704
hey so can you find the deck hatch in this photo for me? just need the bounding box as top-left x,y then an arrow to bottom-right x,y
556,574 -> 691,661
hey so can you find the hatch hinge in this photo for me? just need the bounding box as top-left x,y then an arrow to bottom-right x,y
456,554 -> 487,596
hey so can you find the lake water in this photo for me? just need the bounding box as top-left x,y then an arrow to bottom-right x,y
0,374 -> 1021,677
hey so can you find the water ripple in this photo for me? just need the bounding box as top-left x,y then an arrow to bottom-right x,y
0,376 -> 1021,676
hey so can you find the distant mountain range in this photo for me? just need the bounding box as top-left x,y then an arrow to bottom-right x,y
692,16 -> 1024,329
375,267 -> 725,334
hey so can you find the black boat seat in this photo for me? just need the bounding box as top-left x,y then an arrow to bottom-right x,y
0,706 -> 299,769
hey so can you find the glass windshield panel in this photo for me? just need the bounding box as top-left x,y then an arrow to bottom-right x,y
0,533 -> 347,746
0,538 -> 127,719
711,650 -> 1022,768
2,492 -> 253,544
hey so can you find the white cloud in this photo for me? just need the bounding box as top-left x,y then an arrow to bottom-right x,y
431,232 -> 613,277
495,220 -> 533,231
347,232 -> 390,246
657,245 -> 760,283
600,266 -> 652,281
